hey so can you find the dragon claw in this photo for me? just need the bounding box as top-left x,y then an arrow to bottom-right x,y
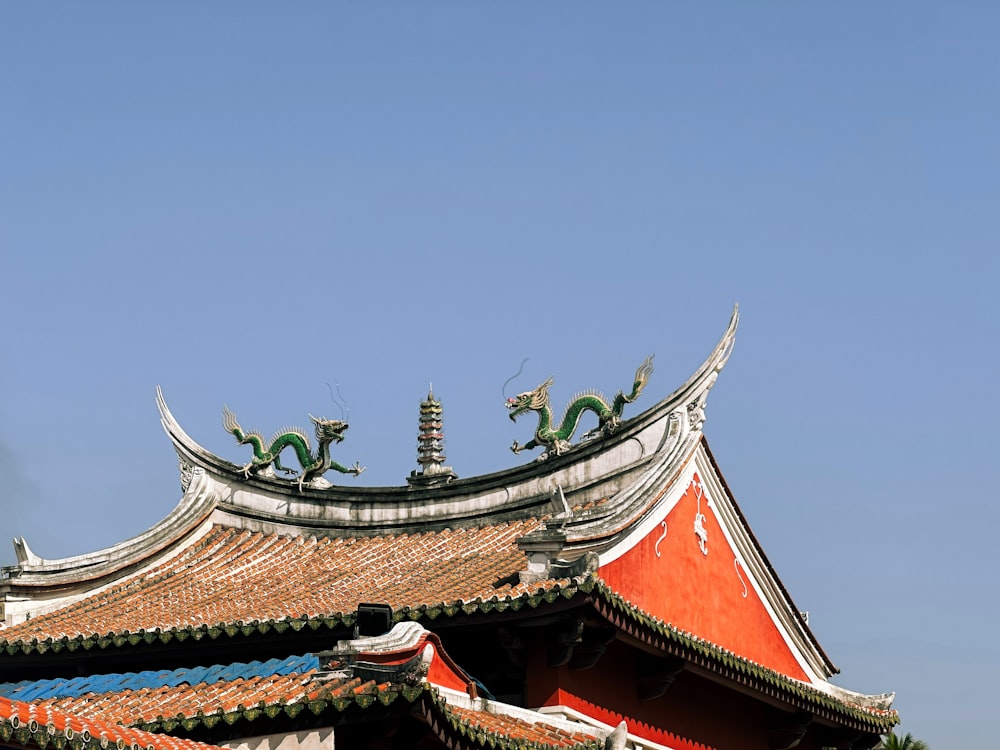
510,440 -> 522,454
351,462 -> 366,476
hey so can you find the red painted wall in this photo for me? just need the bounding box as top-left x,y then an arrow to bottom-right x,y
599,473 -> 808,681
425,641 -> 471,693
525,639 -> 777,750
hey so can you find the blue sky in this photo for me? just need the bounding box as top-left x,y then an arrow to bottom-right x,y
2,5 -> 997,747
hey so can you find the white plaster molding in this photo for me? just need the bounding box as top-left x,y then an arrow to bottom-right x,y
1,465 -> 219,623
333,620 -> 428,654
597,453 -> 699,568
3,467 -> 217,581
1,519 -> 215,626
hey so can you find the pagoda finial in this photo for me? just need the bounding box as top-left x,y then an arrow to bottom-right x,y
408,386 -> 457,485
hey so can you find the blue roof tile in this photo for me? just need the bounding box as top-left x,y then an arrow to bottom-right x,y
0,654 -> 320,700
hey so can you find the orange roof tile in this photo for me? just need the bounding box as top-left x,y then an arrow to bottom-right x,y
442,703 -> 601,749
0,695 -> 225,750
2,521 -> 553,644
31,672 -> 322,726
15,678 -> 605,750
18,671 -> 415,734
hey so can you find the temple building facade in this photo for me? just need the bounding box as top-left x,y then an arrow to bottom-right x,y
0,307 -> 897,750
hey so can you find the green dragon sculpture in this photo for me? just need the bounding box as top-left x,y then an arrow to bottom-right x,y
507,355 -> 654,457
222,406 -> 365,491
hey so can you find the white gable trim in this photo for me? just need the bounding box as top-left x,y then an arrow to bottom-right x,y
597,443 -> 833,684
691,446 -> 832,682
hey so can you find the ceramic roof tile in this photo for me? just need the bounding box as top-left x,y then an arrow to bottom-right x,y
20,671 -> 344,728
435,702 -> 600,749
0,695 -> 226,750
6,673 -> 600,750
1,521 -> 548,644
11,668 -> 424,739
0,656 -> 321,701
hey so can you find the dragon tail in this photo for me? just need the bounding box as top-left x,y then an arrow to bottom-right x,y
613,355 -> 655,415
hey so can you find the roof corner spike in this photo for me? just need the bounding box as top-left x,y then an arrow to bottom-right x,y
680,304 -> 740,433
714,302 -> 739,373
12,536 -> 38,566
408,387 -> 458,486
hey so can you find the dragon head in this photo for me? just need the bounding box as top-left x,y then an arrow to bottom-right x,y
310,415 -> 350,443
505,377 -> 553,421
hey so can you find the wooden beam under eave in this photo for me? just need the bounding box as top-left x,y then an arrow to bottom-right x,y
568,626 -> 617,671
636,655 -> 686,702
768,711 -> 812,750
547,618 -> 585,668
811,726 -> 883,750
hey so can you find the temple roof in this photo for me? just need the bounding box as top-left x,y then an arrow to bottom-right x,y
0,522 -> 896,733
0,307 -> 899,743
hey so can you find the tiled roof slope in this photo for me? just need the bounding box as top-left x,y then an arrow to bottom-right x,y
8,677 -> 603,750
435,700 -> 601,749
0,656 -> 320,701
14,671 -> 413,734
0,695 -> 225,750
1,522 -> 548,646
22,672 -> 323,729
1,644 -> 604,750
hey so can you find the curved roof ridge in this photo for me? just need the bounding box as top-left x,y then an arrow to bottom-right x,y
814,680 -> 896,712
627,303 -> 738,432
150,307 -> 739,537
1,469 -> 217,589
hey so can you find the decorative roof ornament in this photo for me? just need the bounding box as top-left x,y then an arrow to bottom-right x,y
409,386 -> 457,485
221,407 -> 365,492
507,356 -> 654,459
146,306 -> 738,529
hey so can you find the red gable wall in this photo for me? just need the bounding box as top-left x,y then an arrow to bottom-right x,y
525,639 -> 779,750
599,473 -> 808,681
